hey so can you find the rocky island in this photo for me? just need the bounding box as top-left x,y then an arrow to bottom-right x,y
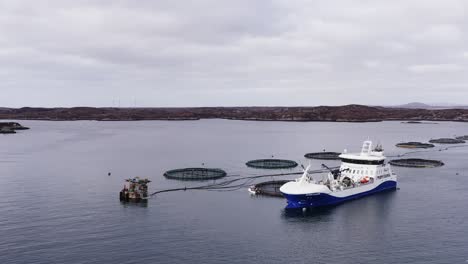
0,122 -> 30,134
1,105 -> 468,122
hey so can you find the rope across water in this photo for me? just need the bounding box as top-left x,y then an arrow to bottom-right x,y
151,143 -> 468,197
150,168 -> 335,196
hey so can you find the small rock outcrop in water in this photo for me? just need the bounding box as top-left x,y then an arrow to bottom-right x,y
0,122 -> 29,134
401,121 -> 438,124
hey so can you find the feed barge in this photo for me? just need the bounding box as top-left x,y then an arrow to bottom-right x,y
120,177 -> 151,203
280,140 -> 397,209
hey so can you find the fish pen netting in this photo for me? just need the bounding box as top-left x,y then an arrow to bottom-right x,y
389,158 -> 444,168
246,159 -> 298,169
251,180 -> 289,197
429,138 -> 465,144
395,142 -> 435,149
164,168 -> 227,180
304,152 -> 341,160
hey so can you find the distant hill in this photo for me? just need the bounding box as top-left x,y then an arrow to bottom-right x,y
1,105 -> 468,122
396,102 -> 435,109
393,102 -> 468,110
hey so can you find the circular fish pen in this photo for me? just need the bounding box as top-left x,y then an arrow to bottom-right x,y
395,142 -> 435,149
389,158 -> 444,168
429,138 -> 465,144
164,168 -> 227,180
304,152 -> 341,160
456,135 -> 468,140
246,159 -> 298,169
248,180 -> 289,197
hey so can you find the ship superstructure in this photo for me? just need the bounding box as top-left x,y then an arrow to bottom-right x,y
280,140 -> 397,209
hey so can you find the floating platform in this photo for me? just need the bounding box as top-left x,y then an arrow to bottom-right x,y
395,142 -> 435,149
248,180 -> 290,197
429,138 -> 465,144
389,158 -> 444,168
164,168 -> 227,180
246,159 -> 298,169
120,177 -> 151,203
304,152 -> 341,160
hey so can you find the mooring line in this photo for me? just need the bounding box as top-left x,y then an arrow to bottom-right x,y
151,144 -> 468,197
388,144 -> 468,158
150,168 -> 336,196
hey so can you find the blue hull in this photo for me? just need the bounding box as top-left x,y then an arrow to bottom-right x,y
282,181 -> 397,209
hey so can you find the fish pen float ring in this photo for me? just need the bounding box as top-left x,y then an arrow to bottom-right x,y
163,168 -> 227,180
245,159 -> 298,169
389,158 -> 444,168
429,138 -> 465,144
248,180 -> 290,197
304,152 -> 341,160
395,142 -> 435,149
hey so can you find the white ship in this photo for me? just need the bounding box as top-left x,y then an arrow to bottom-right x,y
280,140 -> 397,209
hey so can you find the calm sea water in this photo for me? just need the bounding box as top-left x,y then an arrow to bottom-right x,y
1,120 -> 467,264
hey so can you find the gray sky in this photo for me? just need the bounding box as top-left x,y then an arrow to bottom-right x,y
1,0 -> 468,107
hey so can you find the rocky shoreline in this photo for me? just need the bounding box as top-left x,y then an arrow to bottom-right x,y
1,105 -> 468,122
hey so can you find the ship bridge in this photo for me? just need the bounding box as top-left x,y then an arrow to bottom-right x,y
339,140 -> 386,165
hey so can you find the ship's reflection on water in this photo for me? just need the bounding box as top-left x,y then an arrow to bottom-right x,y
119,201 -> 148,208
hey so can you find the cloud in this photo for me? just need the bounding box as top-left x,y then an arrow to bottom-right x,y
412,24 -> 462,44
1,0 -> 468,107
407,64 -> 463,73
